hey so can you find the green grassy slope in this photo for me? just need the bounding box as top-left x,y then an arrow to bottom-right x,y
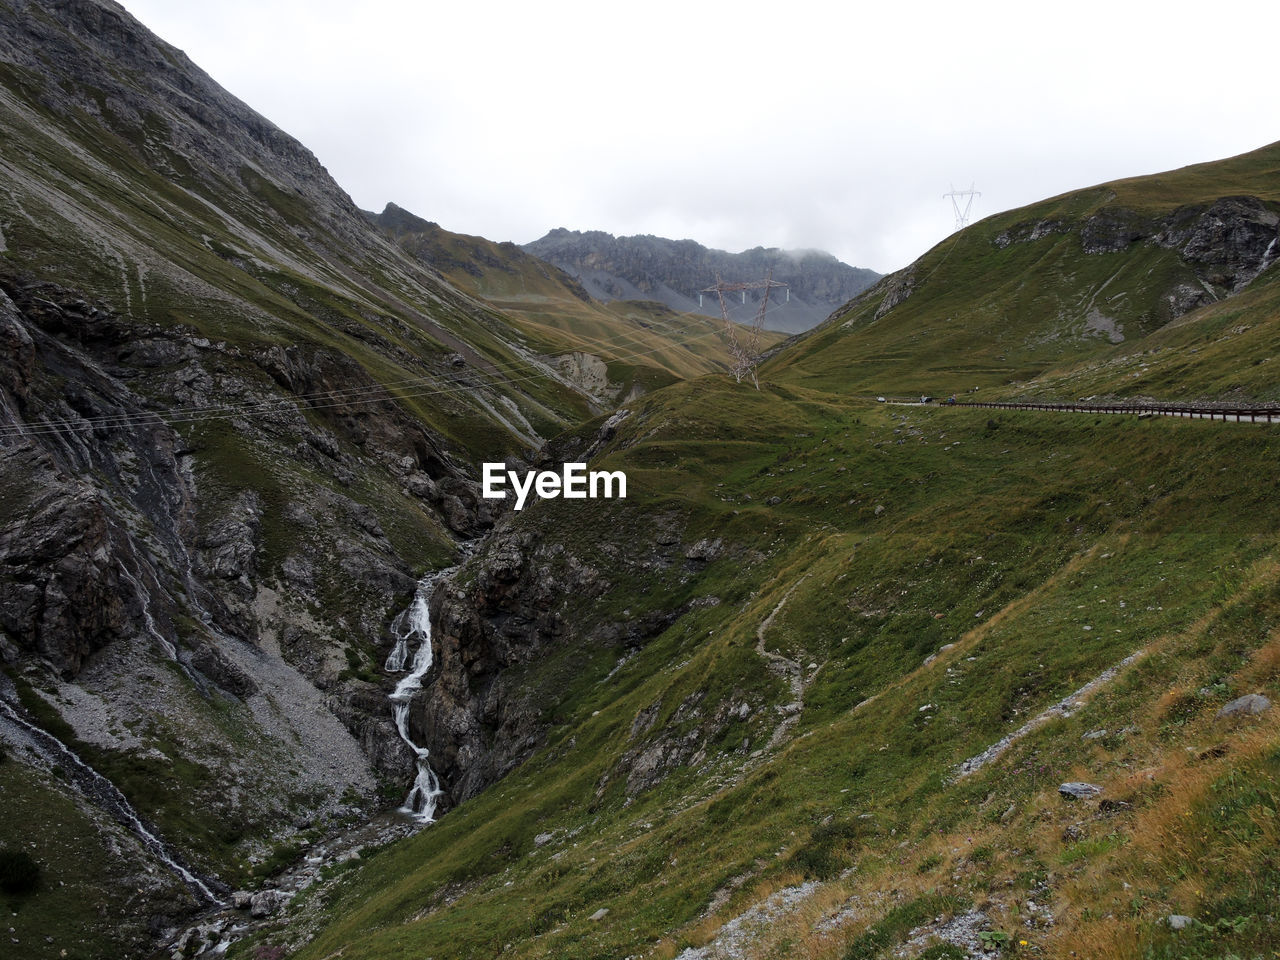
0,747 -> 194,960
1018,263 -> 1280,403
264,378 -> 1280,960
767,141 -> 1280,401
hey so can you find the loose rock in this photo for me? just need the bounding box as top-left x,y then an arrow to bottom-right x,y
1216,694 -> 1270,719
1058,782 -> 1102,800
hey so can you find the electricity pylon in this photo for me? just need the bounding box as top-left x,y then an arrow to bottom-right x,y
701,270 -> 788,389
944,183 -> 981,232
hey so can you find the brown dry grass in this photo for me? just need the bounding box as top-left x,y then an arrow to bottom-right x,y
652,556 -> 1280,960
1039,677 -> 1280,958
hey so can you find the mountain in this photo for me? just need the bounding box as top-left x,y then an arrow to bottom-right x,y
365,203 -> 786,395
523,228 -> 881,333
4,1 -> 1280,959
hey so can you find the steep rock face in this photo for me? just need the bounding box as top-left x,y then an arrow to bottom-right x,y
1155,196 -> 1279,289
0,271 -> 428,755
0,0 -> 366,246
523,229 -> 880,333
411,490 -> 713,809
0,272 -> 484,661
420,528 -> 596,804
873,268 -> 916,320
0,451 -> 125,678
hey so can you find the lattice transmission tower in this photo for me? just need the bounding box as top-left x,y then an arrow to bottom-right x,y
944,183 -> 981,232
700,270 -> 788,389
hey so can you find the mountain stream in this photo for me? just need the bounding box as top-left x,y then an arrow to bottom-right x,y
0,688 -> 219,904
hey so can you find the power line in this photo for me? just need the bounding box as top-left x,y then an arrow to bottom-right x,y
2,296 -> 734,438
3,308 -> 727,437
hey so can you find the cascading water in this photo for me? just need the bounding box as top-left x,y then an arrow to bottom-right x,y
385,569 -> 454,823
0,694 -> 219,903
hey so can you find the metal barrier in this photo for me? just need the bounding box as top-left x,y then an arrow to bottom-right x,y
946,400 -> 1280,423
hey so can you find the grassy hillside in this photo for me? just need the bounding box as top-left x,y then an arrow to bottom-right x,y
1014,262 -> 1280,403
253,377 -> 1280,960
767,141 -> 1280,401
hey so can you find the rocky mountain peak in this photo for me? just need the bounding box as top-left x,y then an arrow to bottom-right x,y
522,228 -> 880,333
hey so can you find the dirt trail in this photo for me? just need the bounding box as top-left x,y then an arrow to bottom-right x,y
756,577 -> 814,750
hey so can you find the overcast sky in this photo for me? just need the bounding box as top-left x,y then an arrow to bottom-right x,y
122,0 -> 1278,274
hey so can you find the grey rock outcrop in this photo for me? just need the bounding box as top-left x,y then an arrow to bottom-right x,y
411,528 -> 597,805
873,269 -> 916,320
249,889 -> 291,919
1216,693 -> 1271,719
1058,782 -> 1102,800
1155,197 -> 1280,290
0,460 -> 126,678
1081,210 -> 1149,254
993,195 -> 1279,323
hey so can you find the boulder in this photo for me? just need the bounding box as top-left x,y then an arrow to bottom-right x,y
1216,694 -> 1270,719
1058,782 -> 1102,800
249,889 -> 291,919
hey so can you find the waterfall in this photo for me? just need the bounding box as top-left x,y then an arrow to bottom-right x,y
385,570 -> 453,823
0,695 -> 219,903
